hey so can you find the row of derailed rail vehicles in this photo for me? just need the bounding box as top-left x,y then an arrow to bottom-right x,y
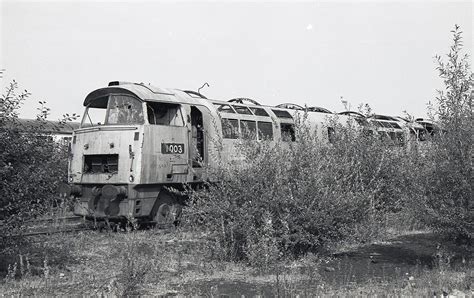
59,81 -> 440,225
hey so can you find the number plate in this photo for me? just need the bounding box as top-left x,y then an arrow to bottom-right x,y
161,143 -> 185,154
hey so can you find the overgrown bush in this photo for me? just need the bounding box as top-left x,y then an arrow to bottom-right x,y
182,26 -> 472,267
0,80 -> 76,238
183,117 -> 423,266
419,25 -> 473,241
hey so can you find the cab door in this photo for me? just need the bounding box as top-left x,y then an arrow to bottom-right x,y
190,106 -> 205,168
141,102 -> 189,184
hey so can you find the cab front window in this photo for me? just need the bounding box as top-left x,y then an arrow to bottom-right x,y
107,95 -> 144,125
81,95 -> 144,127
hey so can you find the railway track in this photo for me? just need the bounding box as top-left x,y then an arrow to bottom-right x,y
2,221 -> 91,238
3,215 -> 175,238
19,215 -> 90,237
25,215 -> 83,225
19,226 -> 93,237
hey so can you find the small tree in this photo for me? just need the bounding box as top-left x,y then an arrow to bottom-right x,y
423,25 -> 473,241
0,80 -> 77,237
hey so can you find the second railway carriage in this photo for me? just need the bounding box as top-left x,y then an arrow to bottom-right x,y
65,81 -> 351,225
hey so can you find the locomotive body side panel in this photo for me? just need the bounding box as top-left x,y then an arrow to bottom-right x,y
141,124 -> 189,184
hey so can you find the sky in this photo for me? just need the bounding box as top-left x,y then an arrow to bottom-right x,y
1,0 -> 472,120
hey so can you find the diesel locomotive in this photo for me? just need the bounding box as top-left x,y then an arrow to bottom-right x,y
61,81 -> 428,225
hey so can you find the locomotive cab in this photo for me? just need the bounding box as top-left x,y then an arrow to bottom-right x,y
67,82 -> 216,225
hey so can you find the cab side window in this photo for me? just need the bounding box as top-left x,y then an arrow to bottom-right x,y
147,102 -> 184,126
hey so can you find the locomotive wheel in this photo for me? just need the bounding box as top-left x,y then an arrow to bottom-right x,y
154,203 -> 180,227
152,189 -> 183,228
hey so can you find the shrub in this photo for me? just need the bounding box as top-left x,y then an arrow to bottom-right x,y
419,25 -> 473,242
183,116 -> 422,266
0,80 -> 76,238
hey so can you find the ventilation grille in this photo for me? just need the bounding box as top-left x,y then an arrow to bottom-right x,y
84,154 -> 119,173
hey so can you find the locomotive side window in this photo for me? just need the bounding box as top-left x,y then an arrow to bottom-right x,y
257,121 -> 273,140
146,102 -> 184,126
272,109 -> 293,119
82,107 -> 107,127
222,118 -> 239,139
389,122 -> 402,129
214,104 -> 236,114
250,107 -> 269,117
232,105 -> 253,115
372,121 -> 384,128
241,120 -> 257,139
281,123 -> 296,142
379,122 -> 393,128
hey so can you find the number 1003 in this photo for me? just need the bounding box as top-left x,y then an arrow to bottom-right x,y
161,143 -> 185,154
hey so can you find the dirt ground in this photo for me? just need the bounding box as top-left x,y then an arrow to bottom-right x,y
0,229 -> 472,296
172,231 -> 473,296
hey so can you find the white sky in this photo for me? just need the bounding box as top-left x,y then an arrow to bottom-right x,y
1,0 -> 473,120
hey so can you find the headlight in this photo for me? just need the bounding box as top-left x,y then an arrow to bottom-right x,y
69,176 -> 74,183
129,175 -> 134,183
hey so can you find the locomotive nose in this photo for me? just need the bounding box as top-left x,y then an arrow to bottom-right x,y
87,185 -> 128,217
